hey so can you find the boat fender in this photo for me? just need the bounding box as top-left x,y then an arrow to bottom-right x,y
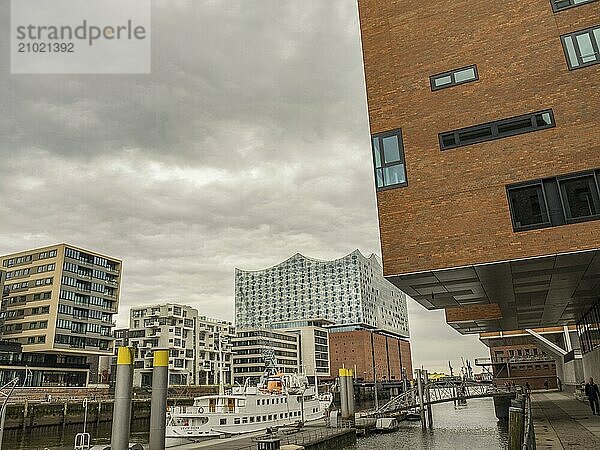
166,406 -> 170,412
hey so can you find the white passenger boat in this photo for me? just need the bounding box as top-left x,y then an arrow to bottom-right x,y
165,369 -> 333,447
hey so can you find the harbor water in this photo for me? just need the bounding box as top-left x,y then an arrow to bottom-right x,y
3,398 -> 507,449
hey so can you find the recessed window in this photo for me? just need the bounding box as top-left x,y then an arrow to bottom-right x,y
439,110 -> 555,150
559,174 -> 600,220
371,129 -> 407,190
430,65 -> 478,91
561,25 -> 600,69
551,0 -> 597,12
507,169 -> 600,232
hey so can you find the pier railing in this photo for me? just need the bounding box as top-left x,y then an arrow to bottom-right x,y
522,394 -> 536,450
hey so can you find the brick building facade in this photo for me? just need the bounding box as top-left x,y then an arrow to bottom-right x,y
328,328 -> 412,383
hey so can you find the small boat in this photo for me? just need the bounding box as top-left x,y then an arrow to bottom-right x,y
405,409 -> 421,421
375,417 -> 399,432
165,361 -> 333,447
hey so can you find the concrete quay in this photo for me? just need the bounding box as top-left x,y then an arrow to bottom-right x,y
532,391 -> 600,449
170,424 -> 356,450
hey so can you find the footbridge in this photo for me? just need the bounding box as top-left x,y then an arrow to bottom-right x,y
365,378 -> 515,417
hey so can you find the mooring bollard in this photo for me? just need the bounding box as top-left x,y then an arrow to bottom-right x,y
346,369 -> 355,419
339,368 -> 349,420
111,346 -> 134,450
508,405 -> 524,450
149,349 -> 169,450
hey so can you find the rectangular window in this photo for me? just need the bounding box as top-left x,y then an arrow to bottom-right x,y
507,169 -> 600,231
430,65 -> 478,91
371,129 -> 408,190
561,25 -> 600,69
558,174 -> 600,220
440,110 -> 555,150
552,0 -> 597,12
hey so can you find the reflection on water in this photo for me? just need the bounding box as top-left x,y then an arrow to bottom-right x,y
2,418 -> 149,450
4,398 -> 507,450
354,398 -> 508,450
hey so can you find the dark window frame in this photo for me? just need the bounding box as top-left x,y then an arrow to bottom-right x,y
561,25 -> 600,70
506,169 -> 600,232
430,64 -> 479,91
507,181 -> 552,232
439,109 -> 555,150
557,171 -> 600,223
551,0 -> 598,12
371,128 -> 408,191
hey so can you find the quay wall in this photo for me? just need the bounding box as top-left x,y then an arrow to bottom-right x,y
3,398 -> 193,431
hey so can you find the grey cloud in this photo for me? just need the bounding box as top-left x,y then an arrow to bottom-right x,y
0,0 -> 488,373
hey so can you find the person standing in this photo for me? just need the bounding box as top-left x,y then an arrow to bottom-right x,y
544,379 -> 549,390
585,378 -> 600,415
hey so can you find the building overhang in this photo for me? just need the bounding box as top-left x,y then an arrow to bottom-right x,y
387,249 -> 600,334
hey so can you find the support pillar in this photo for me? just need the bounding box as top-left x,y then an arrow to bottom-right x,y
111,347 -> 134,450
416,369 -> 426,430
150,349 -> 169,450
424,370 -> 433,428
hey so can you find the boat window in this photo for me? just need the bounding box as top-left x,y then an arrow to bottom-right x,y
268,415 -> 273,420
250,417 -> 255,423
220,418 -> 226,425
263,415 -> 267,421
256,400 -> 260,405
242,417 -> 248,424
257,416 -> 261,422
280,413 -> 284,419
234,418 -> 240,425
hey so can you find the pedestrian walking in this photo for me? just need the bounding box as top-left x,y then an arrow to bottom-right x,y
584,378 -> 600,415
544,379 -> 549,390
525,382 -> 531,393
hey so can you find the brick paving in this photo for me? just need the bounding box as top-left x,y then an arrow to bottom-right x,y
532,392 -> 600,449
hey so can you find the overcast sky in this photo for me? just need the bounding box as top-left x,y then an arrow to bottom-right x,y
0,0 -> 488,373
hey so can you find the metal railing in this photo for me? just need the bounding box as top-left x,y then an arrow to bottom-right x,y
522,394 -> 536,450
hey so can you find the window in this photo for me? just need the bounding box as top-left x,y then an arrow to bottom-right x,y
430,65 -> 478,90
562,25 -> 600,69
440,110 -> 555,150
559,174 -> 600,220
507,169 -> 600,231
551,0 -> 597,12
508,183 -> 550,231
371,129 -> 408,190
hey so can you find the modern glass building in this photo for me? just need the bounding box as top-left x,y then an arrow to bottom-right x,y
235,250 -> 409,338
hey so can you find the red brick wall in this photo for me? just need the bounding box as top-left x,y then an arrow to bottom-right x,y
328,329 -> 413,381
358,0 -> 600,275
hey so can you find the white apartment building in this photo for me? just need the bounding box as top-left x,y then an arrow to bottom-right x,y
127,303 -> 234,387
232,329 -> 300,385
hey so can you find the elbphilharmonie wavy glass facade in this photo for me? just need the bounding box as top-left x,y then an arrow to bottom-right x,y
235,250 -> 409,337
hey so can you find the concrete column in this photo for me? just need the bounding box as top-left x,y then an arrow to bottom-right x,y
339,368 -> 349,420
150,349 -> 169,450
346,369 -> 355,419
111,347 -> 134,450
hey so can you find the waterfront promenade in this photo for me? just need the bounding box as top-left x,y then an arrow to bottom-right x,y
533,392 -> 600,449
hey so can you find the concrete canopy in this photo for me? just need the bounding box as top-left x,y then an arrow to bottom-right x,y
387,249 -> 600,334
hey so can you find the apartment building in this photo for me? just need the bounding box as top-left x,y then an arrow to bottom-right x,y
232,329 -> 300,385
357,0 -> 600,379
271,319 -> 331,377
0,244 -> 121,386
235,250 -> 409,338
127,303 -> 235,387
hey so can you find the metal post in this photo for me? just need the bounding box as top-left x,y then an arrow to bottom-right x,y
150,349 -> 169,450
508,406 -> 524,450
416,369 -> 426,430
111,346 -> 134,450
339,368 -> 349,419
82,398 -> 88,435
346,369 -> 355,419
424,370 -> 433,428
373,365 -> 379,411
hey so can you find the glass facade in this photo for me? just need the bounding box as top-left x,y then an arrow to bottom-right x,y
577,301 -> 600,355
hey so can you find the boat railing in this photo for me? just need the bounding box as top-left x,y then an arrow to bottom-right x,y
170,405 -> 236,415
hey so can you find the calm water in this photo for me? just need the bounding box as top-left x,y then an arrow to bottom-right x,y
3,398 -> 507,449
